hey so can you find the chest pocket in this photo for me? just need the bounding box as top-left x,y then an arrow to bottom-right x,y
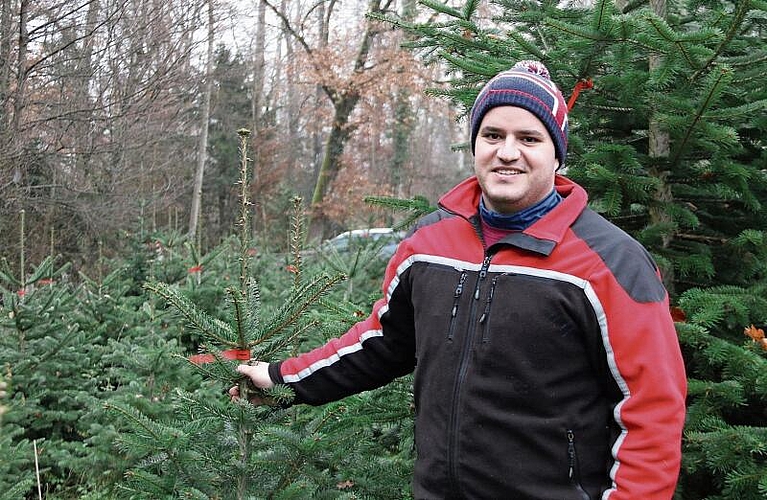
479,273 -> 589,345
474,273 -> 604,403
408,263 -> 477,355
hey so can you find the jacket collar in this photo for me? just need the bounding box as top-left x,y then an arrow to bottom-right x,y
438,174 -> 588,256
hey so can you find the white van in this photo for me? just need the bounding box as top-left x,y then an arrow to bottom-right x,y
322,227 -> 404,258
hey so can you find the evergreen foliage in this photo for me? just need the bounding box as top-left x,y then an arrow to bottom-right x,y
104,131 -> 415,499
0,373 -> 36,499
0,130 -> 414,498
0,427 -> 35,500
0,255 -> 100,496
364,194 -> 436,231
0,213 -> 229,498
676,285 -> 767,498
383,0 -> 767,292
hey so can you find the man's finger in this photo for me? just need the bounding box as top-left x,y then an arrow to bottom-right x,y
237,364 -> 255,376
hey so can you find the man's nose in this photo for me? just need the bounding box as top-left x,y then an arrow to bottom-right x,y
497,139 -> 520,161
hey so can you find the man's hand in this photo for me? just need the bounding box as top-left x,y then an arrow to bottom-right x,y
228,362 -> 274,404
238,362 -> 274,389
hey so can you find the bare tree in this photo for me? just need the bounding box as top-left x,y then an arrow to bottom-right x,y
0,0 -> 460,262
189,0 -> 215,240
264,0 -> 415,236
0,0 -> 205,264
0,0 -> 13,139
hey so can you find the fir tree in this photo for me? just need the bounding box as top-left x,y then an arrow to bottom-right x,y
0,373 -> 36,500
675,285 -> 767,498
74,263 -> 208,498
0,216 -> 100,498
0,427 -> 35,500
111,130 -> 378,499
0,208 -> 215,498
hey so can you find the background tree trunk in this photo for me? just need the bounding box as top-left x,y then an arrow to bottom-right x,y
189,0 -> 215,240
11,0 -> 29,189
308,0 -> 382,237
647,0 -> 675,293
390,0 -> 418,202
252,0 -> 266,135
0,0 -> 11,131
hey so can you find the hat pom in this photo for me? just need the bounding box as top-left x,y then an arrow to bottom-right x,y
511,60 -> 551,80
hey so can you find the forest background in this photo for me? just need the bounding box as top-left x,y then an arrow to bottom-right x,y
0,0 -> 469,267
1,0 -> 767,498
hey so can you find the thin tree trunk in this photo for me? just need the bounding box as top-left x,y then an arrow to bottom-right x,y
0,0 -> 12,128
310,0 -> 327,205
10,0 -> 29,188
647,0 -> 674,292
0,0 -> 13,189
390,0 -> 417,200
252,0 -> 266,133
12,0 -> 27,134
73,0 -> 101,194
251,0 -> 267,234
648,0 -> 669,161
189,0 -> 215,239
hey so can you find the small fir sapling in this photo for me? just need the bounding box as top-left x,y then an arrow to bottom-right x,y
110,129 -> 349,498
144,129 -> 344,405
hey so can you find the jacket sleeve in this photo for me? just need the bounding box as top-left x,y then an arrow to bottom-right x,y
269,251 -> 417,406
596,250 -> 687,499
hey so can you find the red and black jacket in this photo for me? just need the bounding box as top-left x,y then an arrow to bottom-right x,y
269,175 -> 687,500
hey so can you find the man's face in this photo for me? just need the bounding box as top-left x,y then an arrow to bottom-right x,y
474,106 -> 558,214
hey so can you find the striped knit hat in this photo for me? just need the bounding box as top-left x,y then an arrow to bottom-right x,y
469,61 -> 568,166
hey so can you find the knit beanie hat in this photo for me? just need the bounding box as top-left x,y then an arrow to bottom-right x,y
469,60 -> 568,166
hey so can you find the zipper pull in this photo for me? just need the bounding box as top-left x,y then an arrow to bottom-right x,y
448,271 -> 467,342
454,272 -> 467,298
474,255 -> 492,300
452,272 -> 467,317
567,429 -> 576,479
479,254 -> 491,279
479,276 -> 499,324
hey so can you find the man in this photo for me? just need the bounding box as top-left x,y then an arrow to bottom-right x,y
233,61 -> 687,499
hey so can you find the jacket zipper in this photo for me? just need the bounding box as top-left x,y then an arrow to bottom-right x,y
567,429 -> 593,500
447,253 -> 492,495
478,274 -> 502,343
447,271 -> 468,342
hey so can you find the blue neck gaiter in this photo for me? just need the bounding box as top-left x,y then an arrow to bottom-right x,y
480,189 -> 562,231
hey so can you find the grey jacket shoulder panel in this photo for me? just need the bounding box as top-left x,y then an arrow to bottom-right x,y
571,208 -> 667,303
408,208 -> 457,237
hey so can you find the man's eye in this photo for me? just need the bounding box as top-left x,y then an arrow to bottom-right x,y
483,132 -> 502,140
